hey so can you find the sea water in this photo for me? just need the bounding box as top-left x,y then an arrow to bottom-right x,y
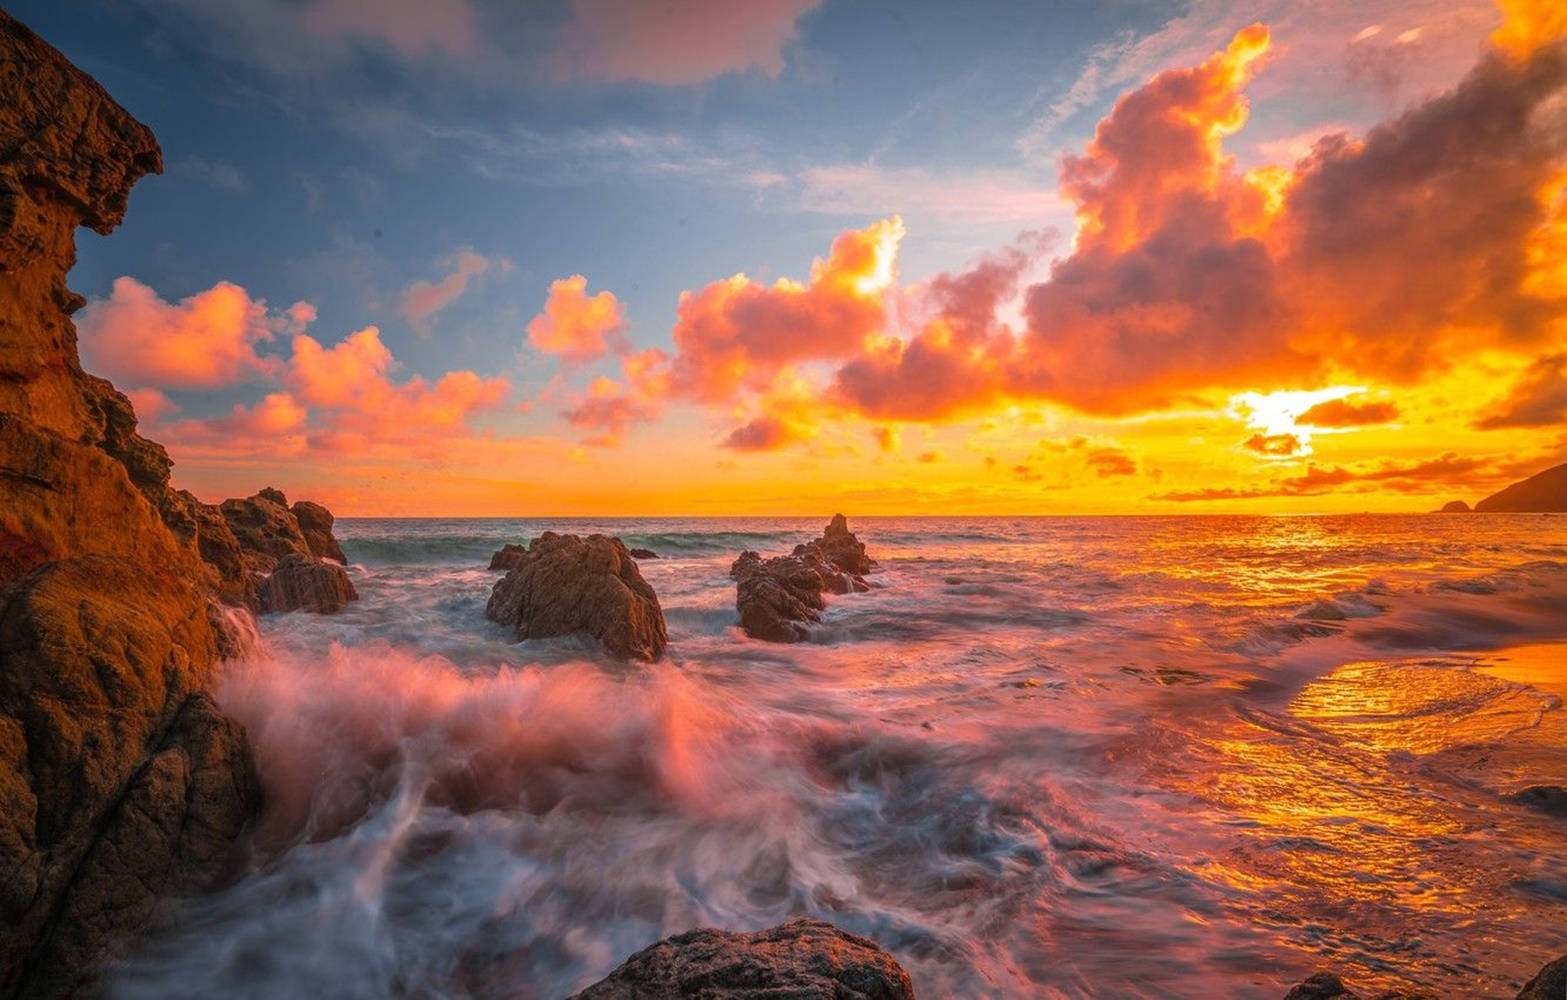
106,515 -> 1567,999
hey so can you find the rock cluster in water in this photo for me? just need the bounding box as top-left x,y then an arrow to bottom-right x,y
569,918 -> 916,1000
0,13 -> 349,995
1282,953 -> 1567,1000
730,514 -> 875,642
486,532 -> 667,660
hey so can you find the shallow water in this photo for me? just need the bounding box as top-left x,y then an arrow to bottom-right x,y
107,515 -> 1567,999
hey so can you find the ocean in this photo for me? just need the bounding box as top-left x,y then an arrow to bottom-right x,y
104,515 -> 1567,999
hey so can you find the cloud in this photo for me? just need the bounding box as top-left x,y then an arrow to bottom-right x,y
527,275 -> 629,362
1086,446 -> 1137,476
116,280 -> 511,465
1242,432 -> 1304,456
172,156 -> 251,193
1475,353 -> 1567,428
77,277 -> 307,389
1295,396 -> 1401,427
549,0 -> 821,85
721,414 -> 812,452
301,0 -> 478,57
661,5 -> 1567,450
1153,452 -> 1490,500
793,164 -> 1064,226
669,217 -> 905,403
398,249 -> 493,336
558,348 -> 669,446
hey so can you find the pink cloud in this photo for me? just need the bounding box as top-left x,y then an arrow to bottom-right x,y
551,0 -> 821,85
398,250 -> 493,336
77,277 -> 304,389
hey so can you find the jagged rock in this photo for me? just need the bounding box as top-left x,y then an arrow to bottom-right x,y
257,553 -> 358,614
732,517 -> 875,643
290,499 -> 346,564
1283,973 -> 1357,1000
569,918 -> 915,1000
1517,954 -> 1567,1000
0,14 -> 263,995
628,547 -> 658,559
1437,500 -> 1471,513
218,491 -> 313,576
489,543 -> 528,571
485,532 -> 667,660
810,512 -> 875,575
1475,462 -> 1567,512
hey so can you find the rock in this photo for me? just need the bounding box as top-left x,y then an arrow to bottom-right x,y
1517,954 -> 1567,1000
812,512 -> 875,575
257,553 -> 358,614
290,500 -> 346,564
628,547 -> 658,559
1514,784 -> 1567,817
485,532 -> 667,660
489,543 -> 528,571
732,517 -> 875,642
0,14 -> 263,994
1283,973 -> 1358,1000
218,491 -> 313,576
1475,462 -> 1567,512
568,918 -> 915,1000
0,559 -> 259,998
1437,500 -> 1471,513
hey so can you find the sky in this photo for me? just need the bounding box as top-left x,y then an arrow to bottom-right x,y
17,0 -> 1567,515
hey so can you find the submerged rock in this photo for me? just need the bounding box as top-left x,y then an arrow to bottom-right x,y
569,918 -> 915,1000
1514,784 -> 1567,817
731,515 -> 875,642
257,553 -> 358,614
485,532 -> 667,660
1280,952 -> 1567,999
0,13 -> 265,994
628,547 -> 659,559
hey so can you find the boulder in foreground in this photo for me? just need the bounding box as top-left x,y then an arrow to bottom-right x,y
485,532 -> 667,660
569,918 -> 915,1000
731,515 -> 874,642
489,543 -> 528,571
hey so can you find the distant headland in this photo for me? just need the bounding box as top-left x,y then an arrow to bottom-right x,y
1439,462 -> 1567,513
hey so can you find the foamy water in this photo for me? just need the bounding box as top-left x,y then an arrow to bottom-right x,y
106,515 -> 1567,999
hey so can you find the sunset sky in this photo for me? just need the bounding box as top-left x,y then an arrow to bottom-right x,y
21,0 -> 1567,515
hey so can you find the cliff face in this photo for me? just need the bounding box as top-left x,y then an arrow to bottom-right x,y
0,12 -> 260,997
1474,462 -> 1567,512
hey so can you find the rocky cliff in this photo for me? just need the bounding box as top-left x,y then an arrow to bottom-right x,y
0,12 -> 279,996
1474,461 -> 1567,512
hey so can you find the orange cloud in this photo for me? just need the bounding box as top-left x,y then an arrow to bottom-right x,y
669,217 -> 903,404
1242,432 -> 1304,456
77,277 -> 306,389
559,348 -> 669,446
527,275 -> 629,362
1475,354 -> 1567,428
287,326 -> 395,409
550,0 -> 821,85
669,4 -> 1567,448
398,250 -> 492,336
1296,396 -> 1401,427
